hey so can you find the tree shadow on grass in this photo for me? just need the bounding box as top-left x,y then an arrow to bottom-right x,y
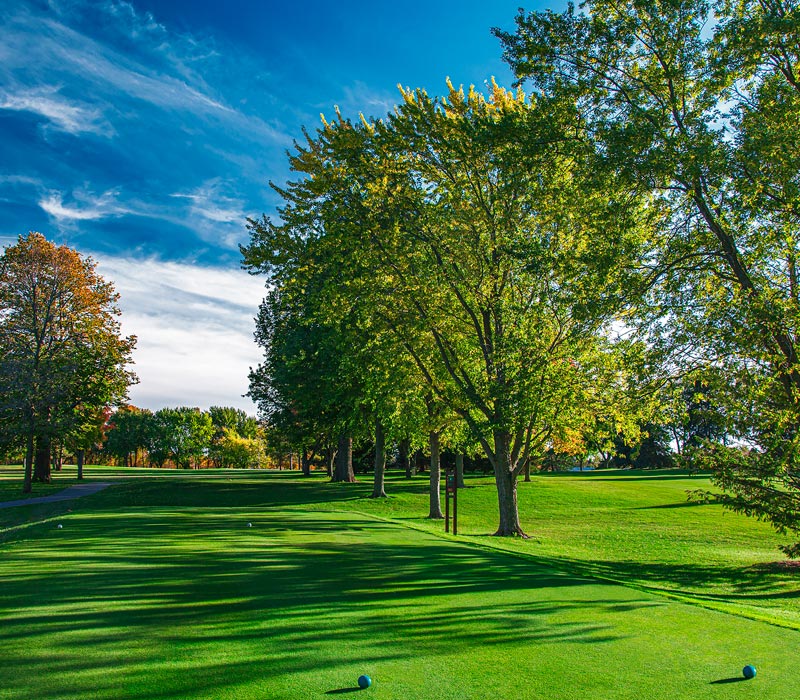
0,509 -> 650,700
536,468 -> 709,482
517,551 -> 800,618
634,501 -> 709,510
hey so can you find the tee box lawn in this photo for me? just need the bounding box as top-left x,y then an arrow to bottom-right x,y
0,465 -> 797,699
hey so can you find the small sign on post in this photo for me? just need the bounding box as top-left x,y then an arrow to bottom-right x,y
445,468 -> 458,535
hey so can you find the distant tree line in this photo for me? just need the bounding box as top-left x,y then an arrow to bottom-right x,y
103,405 -> 266,469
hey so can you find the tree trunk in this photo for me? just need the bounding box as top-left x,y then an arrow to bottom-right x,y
523,456 -> 531,482
428,430 -> 443,518
455,453 -> 466,488
301,449 -> 311,477
77,449 -> 85,480
33,436 -> 52,483
399,438 -> 412,478
333,434 -> 355,482
492,431 -> 526,536
23,424 -> 34,494
289,452 -> 295,470
325,444 -> 336,478
371,418 -> 387,498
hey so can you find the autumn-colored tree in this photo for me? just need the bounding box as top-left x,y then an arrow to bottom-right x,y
208,406 -> 261,467
214,427 -> 266,469
0,232 -> 136,492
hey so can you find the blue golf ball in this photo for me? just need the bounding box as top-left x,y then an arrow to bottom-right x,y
357,675 -> 372,689
743,664 -> 757,679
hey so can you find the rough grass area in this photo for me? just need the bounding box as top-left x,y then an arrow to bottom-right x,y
0,465 -> 798,699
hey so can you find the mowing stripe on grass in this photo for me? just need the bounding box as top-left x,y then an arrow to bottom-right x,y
1,505 -> 798,700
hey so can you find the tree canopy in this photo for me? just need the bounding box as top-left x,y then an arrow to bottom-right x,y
496,0 -> 800,552
0,232 -> 136,492
243,80 -> 647,535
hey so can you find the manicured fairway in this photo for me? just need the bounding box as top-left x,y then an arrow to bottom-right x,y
0,467 -> 798,699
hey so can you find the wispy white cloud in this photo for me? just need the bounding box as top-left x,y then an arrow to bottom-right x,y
0,174 -> 42,187
169,179 -> 251,248
39,189 -> 131,222
1,0 -> 290,257
38,183 -> 252,253
94,254 -> 266,412
172,180 -> 246,225
0,86 -> 114,137
0,234 -> 19,249
1,2 -> 290,143
338,81 -> 399,120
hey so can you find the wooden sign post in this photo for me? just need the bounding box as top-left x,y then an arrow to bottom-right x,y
445,468 -> 458,535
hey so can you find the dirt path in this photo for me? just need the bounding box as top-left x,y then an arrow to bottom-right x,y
0,482 -> 113,509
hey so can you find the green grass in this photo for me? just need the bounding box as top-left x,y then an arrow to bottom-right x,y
0,465 -> 798,699
327,468 -> 800,628
0,466 -> 76,503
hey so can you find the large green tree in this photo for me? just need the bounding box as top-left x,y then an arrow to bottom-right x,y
245,285 -> 366,482
104,406 -> 154,467
245,83 -> 645,535
150,407 -> 213,469
497,0 -> 800,552
0,232 -> 136,492
368,84 -> 644,534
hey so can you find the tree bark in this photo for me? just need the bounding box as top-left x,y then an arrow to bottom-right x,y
492,431 -> 526,536
333,434 -> 355,482
371,418 -> 387,498
455,453 -> 466,488
23,422 -> 34,494
523,456 -> 531,482
301,449 -> 311,476
428,430 -> 443,518
399,438 -> 412,478
33,436 -> 52,483
77,449 -> 85,480
324,444 -> 336,478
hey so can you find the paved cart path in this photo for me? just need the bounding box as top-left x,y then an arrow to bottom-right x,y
0,482 -> 112,509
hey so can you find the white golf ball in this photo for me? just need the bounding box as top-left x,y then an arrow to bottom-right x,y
247,522 -> 252,527
57,524 -> 63,529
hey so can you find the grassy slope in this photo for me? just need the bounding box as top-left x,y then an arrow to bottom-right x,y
0,466 -> 798,699
331,469 -> 800,628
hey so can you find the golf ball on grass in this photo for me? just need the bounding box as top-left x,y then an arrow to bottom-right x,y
247,522 -> 252,527
743,664 -> 757,679
357,675 -> 372,689
57,524 -> 63,529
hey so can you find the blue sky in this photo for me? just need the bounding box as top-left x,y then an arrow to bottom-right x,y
0,0 -> 557,412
